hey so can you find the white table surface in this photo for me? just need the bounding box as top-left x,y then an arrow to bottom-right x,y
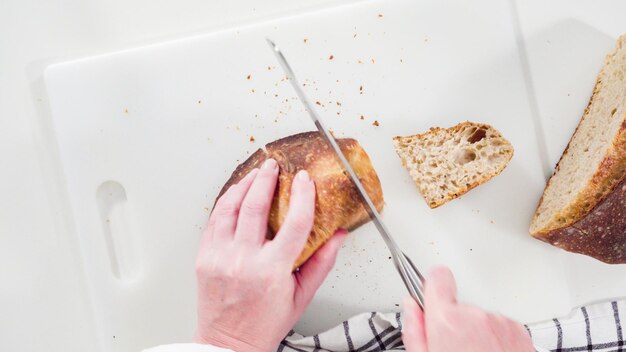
0,1 -> 347,351
2,1 -> 626,351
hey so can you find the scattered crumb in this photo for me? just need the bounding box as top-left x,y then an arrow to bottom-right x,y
378,13 -> 384,18
267,66 -> 272,70
124,108 -> 128,113
274,94 -> 278,97
359,85 -> 363,94
357,59 -> 364,64
353,33 -> 357,38
400,59 -> 403,63
360,115 -> 365,120
567,93 -> 570,97
251,89 -> 255,93
336,79 -> 339,83
336,101 -> 342,106
424,36 -> 429,42
490,220 -> 494,224
246,74 -> 252,80
336,112 -> 340,115
304,38 -> 308,43
395,304 -> 399,307
197,100 -> 202,104
372,120 -> 380,126
315,101 -> 321,106
203,207 -> 209,213
329,55 -> 334,60
371,58 -> 375,64
388,256 -> 391,259
249,136 -> 255,143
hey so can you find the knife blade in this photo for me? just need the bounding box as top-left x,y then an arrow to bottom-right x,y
266,38 -> 425,307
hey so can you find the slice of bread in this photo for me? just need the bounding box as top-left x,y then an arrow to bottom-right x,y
530,35 -> 626,264
393,122 -> 513,208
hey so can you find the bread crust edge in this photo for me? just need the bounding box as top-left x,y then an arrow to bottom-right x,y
531,175 -> 626,264
531,35 -> 626,235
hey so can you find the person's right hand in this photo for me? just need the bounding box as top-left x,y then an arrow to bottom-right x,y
402,267 -> 534,352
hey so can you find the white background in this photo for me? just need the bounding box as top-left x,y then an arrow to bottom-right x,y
2,1 -> 626,351
1,1 -> 349,350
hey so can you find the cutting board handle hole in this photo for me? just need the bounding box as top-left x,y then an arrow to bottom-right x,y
96,181 -> 140,281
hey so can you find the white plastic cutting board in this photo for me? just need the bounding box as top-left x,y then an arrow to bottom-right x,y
44,0 -> 626,351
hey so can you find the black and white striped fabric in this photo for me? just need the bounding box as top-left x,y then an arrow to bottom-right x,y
279,299 -> 626,352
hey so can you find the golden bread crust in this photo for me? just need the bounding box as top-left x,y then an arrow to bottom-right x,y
217,132 -> 384,269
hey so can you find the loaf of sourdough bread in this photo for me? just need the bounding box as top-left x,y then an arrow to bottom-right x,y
217,132 -> 384,268
530,35 -> 626,264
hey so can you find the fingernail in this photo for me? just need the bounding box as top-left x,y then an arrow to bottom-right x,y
335,229 -> 349,236
296,170 -> 310,181
262,158 -> 277,170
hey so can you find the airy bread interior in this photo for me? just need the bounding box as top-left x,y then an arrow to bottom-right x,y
394,122 -> 513,208
531,36 -> 626,234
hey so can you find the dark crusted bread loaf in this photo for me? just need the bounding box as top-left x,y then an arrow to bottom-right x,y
530,35 -> 626,264
217,132 -> 384,268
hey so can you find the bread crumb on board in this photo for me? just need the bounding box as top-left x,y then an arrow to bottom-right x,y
378,13 -> 384,18
372,120 -> 380,127
303,38 -> 308,43
246,74 -> 251,80
124,108 -> 128,113
249,136 -> 255,143
360,115 -> 365,120
329,55 -> 334,60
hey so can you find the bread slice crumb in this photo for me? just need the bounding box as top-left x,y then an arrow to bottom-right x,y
393,122 -> 514,208
530,34 -> 626,235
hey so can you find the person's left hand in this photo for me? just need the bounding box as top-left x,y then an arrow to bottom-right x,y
194,158 -> 348,352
